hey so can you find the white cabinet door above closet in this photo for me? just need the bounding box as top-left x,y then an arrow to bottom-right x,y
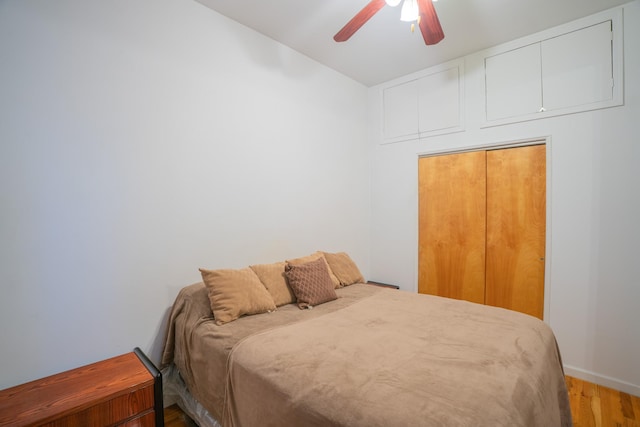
542,21 -> 614,111
418,67 -> 462,133
483,9 -> 621,126
381,60 -> 464,143
383,80 -> 419,140
485,44 -> 542,121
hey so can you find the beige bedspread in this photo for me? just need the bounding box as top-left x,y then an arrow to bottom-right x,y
162,283 -> 571,427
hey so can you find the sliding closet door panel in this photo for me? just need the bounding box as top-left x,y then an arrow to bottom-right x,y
418,152 -> 486,303
485,145 -> 546,319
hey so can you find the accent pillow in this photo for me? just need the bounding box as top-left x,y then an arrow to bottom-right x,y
249,262 -> 296,306
285,257 -> 338,309
286,251 -> 341,289
199,267 -> 277,325
322,251 -> 365,286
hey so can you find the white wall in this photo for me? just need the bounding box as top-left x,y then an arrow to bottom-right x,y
368,1 -> 640,395
0,0 -> 369,389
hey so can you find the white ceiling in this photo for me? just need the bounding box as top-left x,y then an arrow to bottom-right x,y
194,0 -> 630,87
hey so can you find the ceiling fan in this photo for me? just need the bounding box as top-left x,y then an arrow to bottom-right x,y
334,0 -> 444,45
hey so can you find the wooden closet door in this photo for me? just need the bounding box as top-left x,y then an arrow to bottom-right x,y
485,145 -> 546,319
418,151 -> 486,303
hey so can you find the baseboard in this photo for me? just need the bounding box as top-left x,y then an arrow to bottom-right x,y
564,365 -> 640,397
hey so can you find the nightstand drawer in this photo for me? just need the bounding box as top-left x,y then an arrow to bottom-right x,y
40,385 -> 154,426
120,410 -> 156,427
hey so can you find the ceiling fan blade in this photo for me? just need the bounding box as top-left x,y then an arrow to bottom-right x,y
334,0 -> 387,42
417,0 -> 444,45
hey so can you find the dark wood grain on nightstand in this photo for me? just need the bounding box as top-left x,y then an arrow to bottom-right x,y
0,352 -> 156,427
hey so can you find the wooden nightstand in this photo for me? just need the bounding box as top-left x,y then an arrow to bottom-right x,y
366,280 -> 400,290
0,348 -> 163,427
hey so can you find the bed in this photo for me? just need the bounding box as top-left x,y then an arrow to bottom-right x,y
161,280 -> 571,427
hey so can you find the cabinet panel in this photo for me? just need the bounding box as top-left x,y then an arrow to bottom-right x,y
418,67 -> 461,133
483,9 -> 621,127
381,60 -> 464,143
383,80 -> 419,139
418,151 -> 486,304
542,21 -> 613,111
485,44 -> 542,121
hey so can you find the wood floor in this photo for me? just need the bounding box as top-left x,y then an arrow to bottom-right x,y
164,403 -> 198,427
566,376 -> 640,427
164,376 -> 640,426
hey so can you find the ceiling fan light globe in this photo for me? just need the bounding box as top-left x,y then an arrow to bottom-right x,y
400,0 -> 419,22
385,0 -> 402,6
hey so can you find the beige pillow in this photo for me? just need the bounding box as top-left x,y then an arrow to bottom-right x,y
285,258 -> 338,309
250,262 -> 296,306
286,251 -> 341,288
322,251 -> 365,286
199,267 -> 277,325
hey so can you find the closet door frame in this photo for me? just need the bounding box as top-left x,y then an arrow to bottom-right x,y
416,137 -> 551,322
